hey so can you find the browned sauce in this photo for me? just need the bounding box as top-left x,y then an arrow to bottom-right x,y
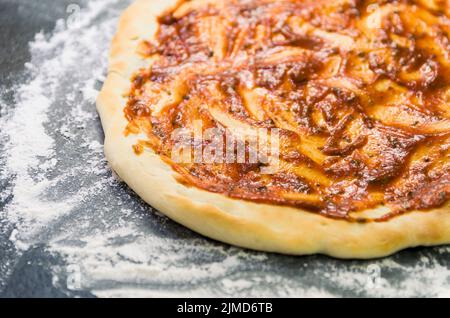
124,0 -> 450,221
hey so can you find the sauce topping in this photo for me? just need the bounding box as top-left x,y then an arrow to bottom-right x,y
125,0 -> 450,221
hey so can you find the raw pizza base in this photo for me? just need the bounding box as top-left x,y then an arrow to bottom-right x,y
97,0 -> 450,259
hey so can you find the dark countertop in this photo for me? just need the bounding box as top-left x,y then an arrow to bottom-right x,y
0,0 -> 448,298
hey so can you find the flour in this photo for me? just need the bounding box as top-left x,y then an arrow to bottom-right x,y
0,0 -> 448,298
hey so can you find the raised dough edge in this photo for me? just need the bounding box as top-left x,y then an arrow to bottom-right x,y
97,0 -> 450,259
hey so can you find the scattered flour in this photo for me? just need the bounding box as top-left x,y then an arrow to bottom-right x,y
0,0 -> 448,297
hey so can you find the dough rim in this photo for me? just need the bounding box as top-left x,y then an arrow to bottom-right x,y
97,0 -> 450,259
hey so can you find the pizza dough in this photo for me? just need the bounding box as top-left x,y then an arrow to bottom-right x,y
97,0 -> 450,258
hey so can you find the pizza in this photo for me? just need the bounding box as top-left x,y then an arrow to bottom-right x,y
97,0 -> 450,258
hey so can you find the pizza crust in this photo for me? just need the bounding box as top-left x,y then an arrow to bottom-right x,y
97,0 -> 450,259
